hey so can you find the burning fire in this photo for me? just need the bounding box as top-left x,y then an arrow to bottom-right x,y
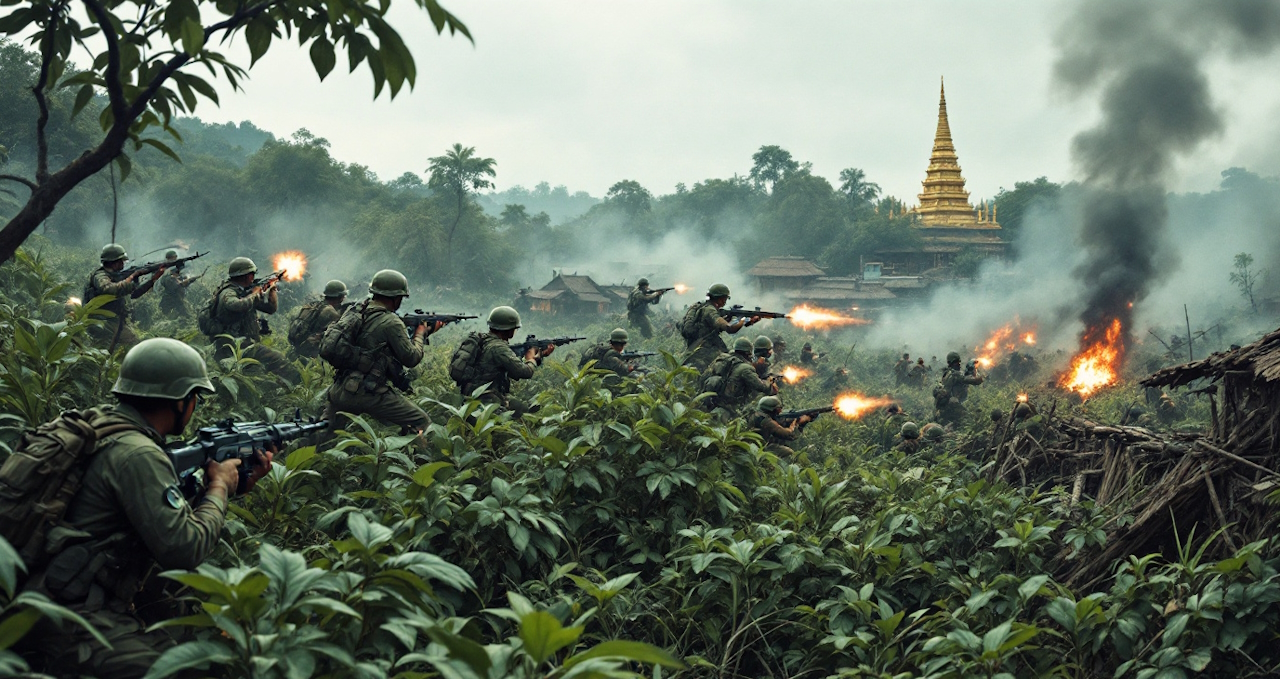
1060,319 -> 1123,398
975,320 -> 1038,367
673,283 -> 690,294
780,366 -> 812,384
1022,333 -> 1036,345
833,393 -> 896,420
66,296 -> 82,306
788,304 -> 869,330
1017,393 -> 1029,403
272,251 -> 307,282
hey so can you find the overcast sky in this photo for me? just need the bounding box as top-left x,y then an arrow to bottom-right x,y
203,0 -> 1280,201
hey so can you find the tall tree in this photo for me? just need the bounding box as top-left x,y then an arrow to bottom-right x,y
605,179 -> 652,217
838,167 -> 881,212
749,145 -> 799,192
1230,252 -> 1261,313
0,0 -> 470,262
427,143 -> 496,258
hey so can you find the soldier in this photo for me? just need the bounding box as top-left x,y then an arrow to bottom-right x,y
933,351 -> 984,425
678,283 -> 760,371
893,352 -> 912,386
84,243 -> 164,350
580,328 -> 635,378
207,256 -> 301,384
289,279 -> 348,359
800,342 -> 822,365
884,403 -> 909,431
10,338 -> 272,678
752,335 -> 774,380
895,421 -> 922,454
703,337 -> 778,421
454,306 -> 554,415
626,278 -> 669,339
908,357 -> 930,388
746,395 -> 813,457
823,367 -> 850,391
157,250 -> 198,317
773,336 -> 788,358
922,422 -> 946,447
322,271 -> 441,438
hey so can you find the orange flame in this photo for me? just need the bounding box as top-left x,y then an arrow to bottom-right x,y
1023,333 -> 1036,345
833,393 -> 896,420
1060,319 -> 1123,398
1017,393 -> 1029,403
272,251 -> 307,282
673,283 -> 690,294
975,320 -> 1038,367
788,304 -> 869,330
67,296 -> 82,306
781,366 -> 812,384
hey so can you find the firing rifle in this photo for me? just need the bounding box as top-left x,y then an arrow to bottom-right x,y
167,415 -> 328,498
121,251 -> 207,279
250,270 -> 286,290
776,405 -> 834,424
965,360 -> 979,377
619,350 -> 657,361
649,287 -> 676,295
719,304 -> 789,321
402,310 -> 479,334
509,335 -> 586,359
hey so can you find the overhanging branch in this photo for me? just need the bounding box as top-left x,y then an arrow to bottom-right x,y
0,175 -> 38,191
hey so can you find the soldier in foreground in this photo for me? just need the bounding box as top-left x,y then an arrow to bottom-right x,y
204,256 -> 301,384
451,306 -> 554,415
322,271 -> 441,438
895,421 -> 922,454
678,283 -> 760,371
84,243 -> 163,350
933,351 -> 984,425
747,395 -> 813,457
289,279 -> 348,359
626,278 -> 670,339
703,337 -> 778,420
157,250 -> 199,317
7,338 -> 272,678
580,328 -> 635,379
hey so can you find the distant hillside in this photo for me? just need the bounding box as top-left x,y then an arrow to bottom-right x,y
478,182 -> 600,225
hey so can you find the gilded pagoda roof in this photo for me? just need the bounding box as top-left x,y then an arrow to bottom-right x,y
913,78 -> 1002,233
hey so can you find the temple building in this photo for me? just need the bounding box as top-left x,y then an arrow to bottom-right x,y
876,78 -> 1008,276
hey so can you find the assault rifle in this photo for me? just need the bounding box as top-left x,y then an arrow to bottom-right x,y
965,360 -> 979,377
167,416 -> 328,497
509,335 -> 586,357
650,287 -> 676,295
402,310 -> 479,334
619,350 -> 657,361
776,405 -> 834,423
719,305 -> 789,321
250,270 -> 286,289
122,251 -> 207,279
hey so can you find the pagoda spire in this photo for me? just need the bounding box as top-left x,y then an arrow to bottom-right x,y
915,77 -> 997,229
934,77 -> 953,150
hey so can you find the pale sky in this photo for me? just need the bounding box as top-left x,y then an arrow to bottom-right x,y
201,0 -> 1280,202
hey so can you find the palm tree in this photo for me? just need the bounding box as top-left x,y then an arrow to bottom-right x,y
427,143 -> 496,258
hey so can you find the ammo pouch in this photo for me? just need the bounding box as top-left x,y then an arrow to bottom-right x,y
341,352 -> 391,394
41,531 -> 145,611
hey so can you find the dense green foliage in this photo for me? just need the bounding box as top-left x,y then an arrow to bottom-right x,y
2,243 -> 1278,679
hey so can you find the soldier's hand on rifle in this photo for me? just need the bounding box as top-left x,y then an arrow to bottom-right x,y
768,382 -> 779,396
524,346 -> 540,362
205,458 -> 242,498
149,268 -> 165,282
541,345 -> 556,358
414,324 -> 429,340
747,315 -> 762,326
243,446 -> 276,493
125,270 -> 142,283
430,320 -> 446,335
798,415 -> 813,426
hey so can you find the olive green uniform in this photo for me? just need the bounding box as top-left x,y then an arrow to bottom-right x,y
681,301 -> 733,371
463,333 -> 539,414
325,303 -> 429,435
935,367 -> 983,425
580,343 -> 630,378
157,269 -> 192,317
293,302 -> 343,358
908,362 -> 930,388
747,410 -> 801,457
212,283 -> 301,384
893,357 -> 911,385
708,354 -> 774,420
800,347 -> 818,365
85,268 -> 148,350
627,287 -> 662,338
23,404 -> 227,679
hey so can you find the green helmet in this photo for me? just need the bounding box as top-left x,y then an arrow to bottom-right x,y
637,277 -> 649,287
370,269 -> 410,297
708,283 -> 731,298
112,338 -> 214,400
900,422 -> 920,439
100,243 -> 128,263
1015,402 -> 1034,419
323,279 -> 348,298
754,335 -> 773,351
946,351 -> 961,365
733,337 -> 753,353
990,408 -> 1004,422
228,257 -> 257,277
164,250 -> 178,261
609,328 -> 629,344
758,395 -> 782,413
488,305 -> 521,331
922,423 -> 944,441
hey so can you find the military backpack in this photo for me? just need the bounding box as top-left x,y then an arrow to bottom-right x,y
319,300 -> 370,371
288,300 -> 326,348
678,301 -> 710,343
197,283 -> 233,338
0,409 -> 141,567
449,332 -> 493,388
700,352 -> 744,397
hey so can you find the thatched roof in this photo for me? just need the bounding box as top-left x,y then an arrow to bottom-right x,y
747,256 -> 825,278
782,277 -> 896,301
540,274 -> 612,304
1144,326 -> 1280,389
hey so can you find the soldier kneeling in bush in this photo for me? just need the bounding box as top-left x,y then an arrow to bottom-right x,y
747,396 -> 813,458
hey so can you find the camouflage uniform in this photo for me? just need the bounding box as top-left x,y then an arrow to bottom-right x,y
324,302 -> 429,435
935,364 -> 983,425
465,333 -> 539,415
893,356 -> 911,386
85,268 -> 148,350
157,268 -> 193,317
708,353 -> 775,420
292,301 -> 343,359
908,360 -> 930,388
681,301 -> 733,371
212,283 -> 301,384
22,404 -> 227,679
627,287 -> 662,338
580,343 -> 630,378
746,409 -> 801,457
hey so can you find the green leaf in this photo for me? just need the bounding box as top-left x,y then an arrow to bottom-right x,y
1162,613 -> 1189,647
1018,575 -> 1050,601
412,461 -> 453,488
310,37 -> 336,80
180,19 -> 205,56
140,138 -> 182,162
982,620 -> 1012,654
519,610 -> 582,665
285,446 -> 318,471
562,640 -> 685,671
115,154 -> 132,183
71,83 -> 95,118
0,536 -> 22,599
0,608 -> 41,650
142,640 -> 237,679
245,17 -> 274,65
423,626 -> 491,677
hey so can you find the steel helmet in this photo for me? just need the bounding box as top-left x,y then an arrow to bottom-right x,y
369,269 -> 410,297
228,257 -> 257,277
1014,402 -> 1034,419
100,244 -> 128,262
707,283 -> 731,298
487,306 -> 521,331
609,328 -> 629,344
112,338 -> 214,400
922,423 -> 945,441
637,277 -> 649,287
758,395 -> 782,413
754,335 -> 773,350
164,250 -> 178,261
733,337 -> 753,353
323,280 -> 348,298
900,422 -> 920,439
990,408 -> 1004,422
946,351 -> 961,365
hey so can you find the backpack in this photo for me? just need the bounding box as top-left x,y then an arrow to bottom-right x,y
449,332 -> 491,387
319,300 -> 370,371
932,372 -> 954,409
579,343 -> 609,368
700,352 -> 742,396
0,410 -> 140,567
678,302 -> 709,343
288,301 -> 325,347
626,289 -> 644,313
197,283 -> 232,338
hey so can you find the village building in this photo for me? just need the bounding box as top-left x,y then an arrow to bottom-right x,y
517,273 -> 625,315
745,256 -> 826,294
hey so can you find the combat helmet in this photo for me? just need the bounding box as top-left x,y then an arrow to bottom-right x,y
164,250 -> 178,261
323,280 -> 348,298
370,269 -> 410,297
609,328 -> 629,344
112,338 -> 214,400
637,277 -> 649,287
1014,402 -> 1034,419
946,351 -> 961,365
758,395 -> 782,413
900,421 -> 920,439
754,335 -> 773,351
707,283 -> 731,299
488,306 -> 521,331
733,337 -> 753,353
922,423 -> 945,441
100,243 -> 128,263
228,257 -> 257,277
